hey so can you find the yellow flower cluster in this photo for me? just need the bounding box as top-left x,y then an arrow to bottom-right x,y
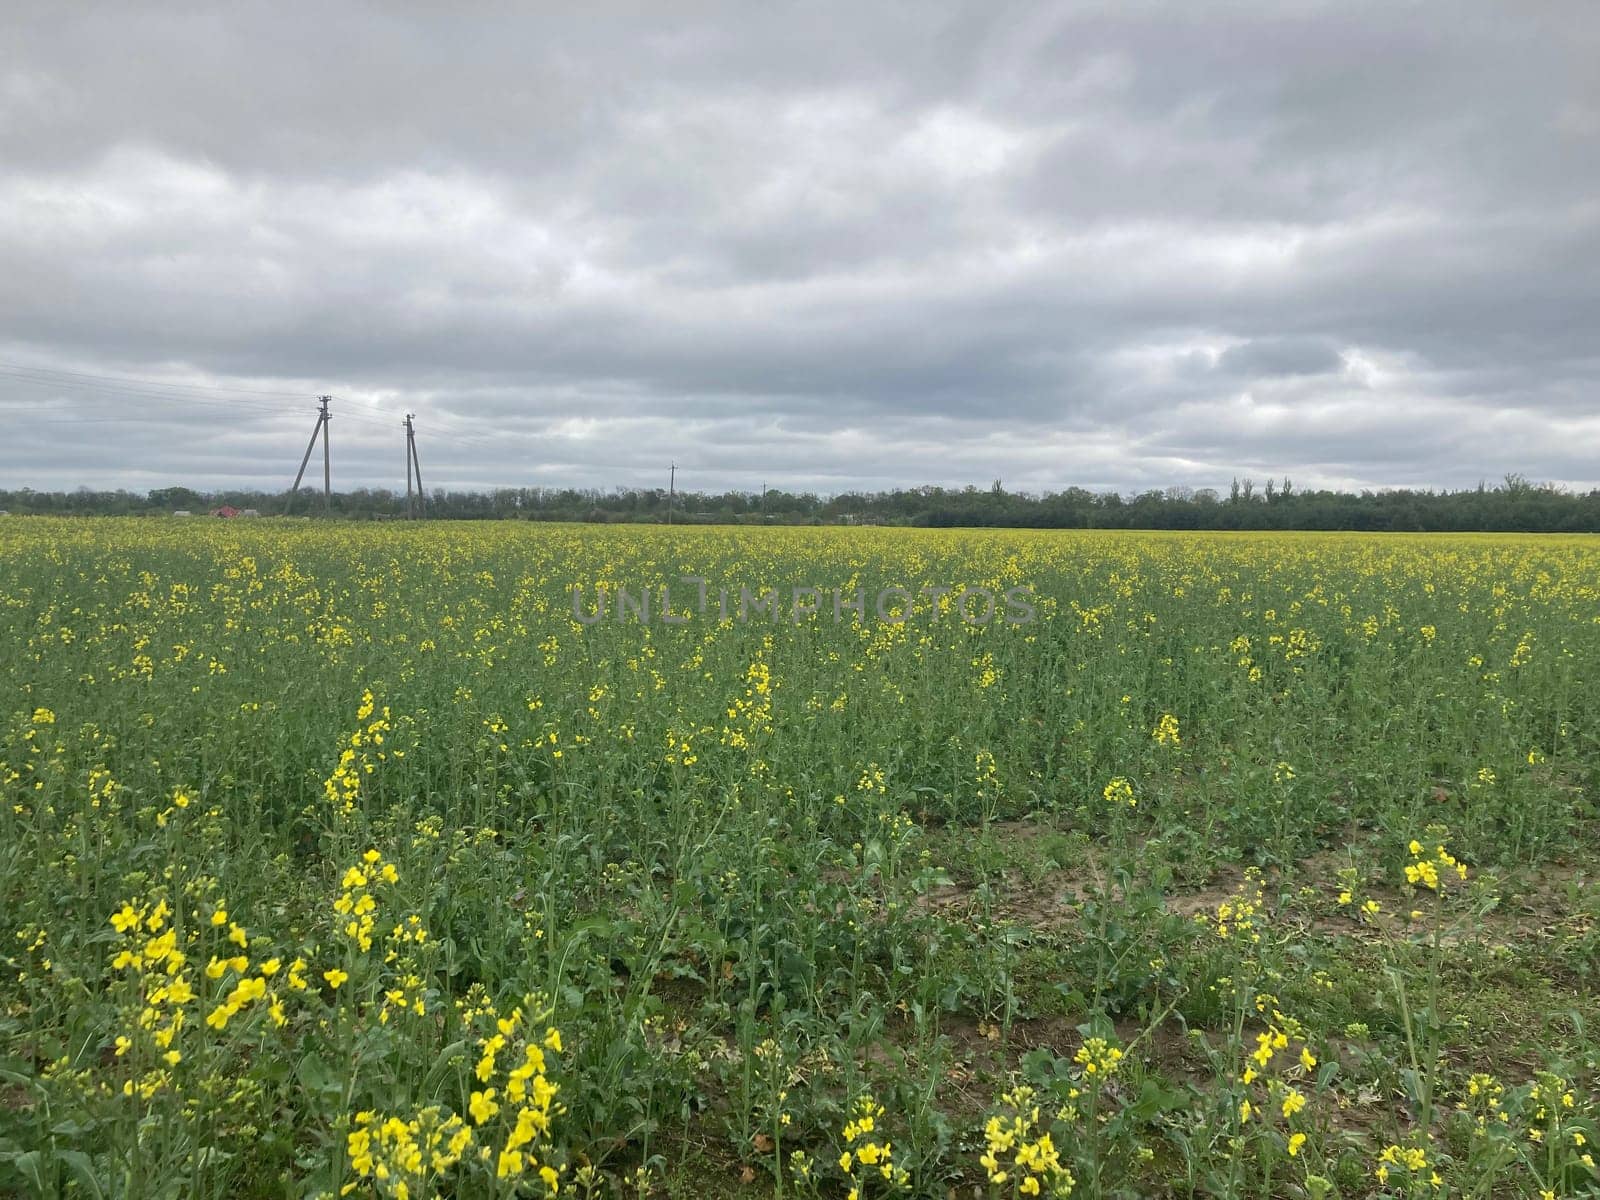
469,1003 -> 565,1190
1525,1073 -> 1596,1178
1459,1071 -> 1511,1140
721,655 -> 775,749
980,1086 -> 1075,1197
347,1105 -> 473,1197
1152,713 -> 1181,746
974,748 -> 1000,796
1198,875 -> 1266,944
323,690 -> 397,815
837,1094 -> 906,1196
107,891 -> 308,1096
1332,867 -> 1385,921
379,972 -> 428,1025
1073,1037 -> 1123,1079
107,897 -> 194,1095
1101,776 -> 1135,808
1236,1015 -> 1315,1155
334,848 -> 399,953
1404,839 -> 1468,891
204,958 -> 270,1032
1374,1141 -> 1437,1188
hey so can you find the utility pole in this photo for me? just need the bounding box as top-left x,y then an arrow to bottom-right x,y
287,395 -> 332,515
406,414 -> 425,518
668,462 -> 675,525
321,394 -> 331,514
404,415 -> 414,517
761,480 -> 767,519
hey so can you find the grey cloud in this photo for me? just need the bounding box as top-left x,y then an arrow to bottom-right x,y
1213,339 -> 1344,378
0,2 -> 1596,496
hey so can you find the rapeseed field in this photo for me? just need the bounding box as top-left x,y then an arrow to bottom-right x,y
1,520 -> 1596,1198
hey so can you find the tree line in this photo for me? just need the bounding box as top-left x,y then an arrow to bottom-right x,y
1,475 -> 1597,532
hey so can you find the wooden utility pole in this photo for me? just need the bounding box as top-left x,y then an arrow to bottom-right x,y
287,395 -> 332,515
668,462 -> 676,525
407,415 -> 425,517
321,394 -> 331,513
404,414 -> 414,517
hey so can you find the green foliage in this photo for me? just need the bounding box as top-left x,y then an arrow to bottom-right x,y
0,521 -> 1596,1198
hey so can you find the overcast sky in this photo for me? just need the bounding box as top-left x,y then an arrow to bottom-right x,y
1,3 -> 1597,497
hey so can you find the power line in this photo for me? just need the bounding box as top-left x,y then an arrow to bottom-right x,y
0,368 -> 425,434
0,363 -> 563,490
0,358 -> 308,397
0,361 -> 536,437
325,392 -> 504,449
0,389 -> 401,435
0,374 -> 302,415
0,366 -> 508,451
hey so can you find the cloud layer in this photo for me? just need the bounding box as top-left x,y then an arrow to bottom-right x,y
2,2 -> 1597,495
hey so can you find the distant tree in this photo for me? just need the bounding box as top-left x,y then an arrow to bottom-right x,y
149,486 -> 204,511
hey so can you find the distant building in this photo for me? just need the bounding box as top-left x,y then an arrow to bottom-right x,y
210,506 -> 241,519
239,508 -> 260,518
172,510 -> 193,518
